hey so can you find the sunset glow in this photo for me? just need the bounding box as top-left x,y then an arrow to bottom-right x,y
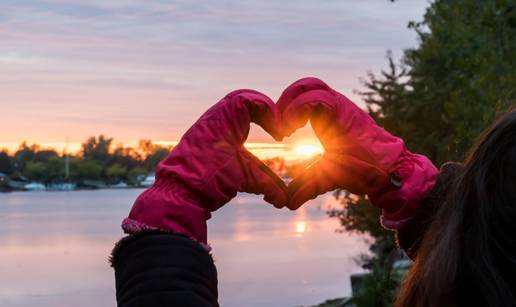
0,140 -> 324,161
294,144 -> 324,157
0,1 -> 434,306
0,1 -> 426,148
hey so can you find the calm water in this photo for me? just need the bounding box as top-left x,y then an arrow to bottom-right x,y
0,190 -> 368,307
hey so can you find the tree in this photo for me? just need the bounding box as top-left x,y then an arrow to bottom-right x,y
34,150 -> 58,162
144,147 -> 170,171
13,143 -> 58,176
388,0 -> 515,164
108,145 -> 141,171
1,136 -> 172,185
0,151 -> 14,174
332,1 -> 516,305
81,135 -> 113,162
69,158 -> 103,181
357,51 -> 410,142
105,163 -> 128,183
342,0 -> 516,252
14,142 -> 38,172
351,263 -> 401,307
127,166 -> 148,185
24,157 -> 66,183
138,139 -> 157,159
24,161 -> 47,182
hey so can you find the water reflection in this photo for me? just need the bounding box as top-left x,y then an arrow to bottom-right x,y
0,190 -> 368,307
296,221 -> 307,236
294,206 -> 307,238
233,200 -> 252,242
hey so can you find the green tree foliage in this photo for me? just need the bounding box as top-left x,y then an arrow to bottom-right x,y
24,161 -> 47,181
105,163 -> 128,183
1,137 -> 171,186
127,166 -> 148,185
69,158 -> 103,181
340,0 -> 516,254
331,1 -> 516,304
363,0 -> 516,164
24,157 -> 65,183
351,264 -> 401,307
78,136 -> 170,183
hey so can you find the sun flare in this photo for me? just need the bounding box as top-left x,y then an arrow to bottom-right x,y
294,144 -> 324,157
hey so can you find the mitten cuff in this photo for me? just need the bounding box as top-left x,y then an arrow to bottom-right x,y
370,151 -> 439,229
121,179 -> 211,247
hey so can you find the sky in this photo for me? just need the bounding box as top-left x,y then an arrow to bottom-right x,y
0,0 -> 430,155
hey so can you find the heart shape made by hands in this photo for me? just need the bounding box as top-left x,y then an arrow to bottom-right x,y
124,77 -> 438,246
162,76 -> 407,214
268,77 -> 394,210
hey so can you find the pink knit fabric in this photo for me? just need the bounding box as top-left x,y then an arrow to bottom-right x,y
122,89 -> 289,244
277,77 -> 439,229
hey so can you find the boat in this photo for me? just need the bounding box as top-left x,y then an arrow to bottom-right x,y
81,180 -> 108,189
24,182 -> 46,191
110,182 -> 129,189
140,174 -> 155,187
47,183 -> 76,191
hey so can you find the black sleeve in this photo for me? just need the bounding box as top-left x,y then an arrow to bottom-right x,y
110,230 -> 219,307
395,162 -> 464,260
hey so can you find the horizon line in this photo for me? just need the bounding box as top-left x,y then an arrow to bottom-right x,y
0,140 -> 319,161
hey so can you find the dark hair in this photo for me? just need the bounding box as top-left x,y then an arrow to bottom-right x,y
395,109 -> 516,307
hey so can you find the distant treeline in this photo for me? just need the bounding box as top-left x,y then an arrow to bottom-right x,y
0,135 -> 171,185
0,135 -> 316,186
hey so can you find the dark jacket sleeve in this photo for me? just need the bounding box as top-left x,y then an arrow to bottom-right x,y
111,230 -> 219,307
395,162 -> 464,259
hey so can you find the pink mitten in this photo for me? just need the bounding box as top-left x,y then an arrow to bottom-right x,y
278,77 -> 439,229
122,89 -> 289,246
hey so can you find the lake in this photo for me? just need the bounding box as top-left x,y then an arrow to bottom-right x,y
0,190 -> 368,307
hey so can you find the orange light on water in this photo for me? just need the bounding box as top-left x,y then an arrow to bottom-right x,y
296,221 -> 306,234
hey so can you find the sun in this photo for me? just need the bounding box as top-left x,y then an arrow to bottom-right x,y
294,143 -> 324,157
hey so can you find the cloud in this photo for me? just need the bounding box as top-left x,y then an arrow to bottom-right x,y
0,0 -> 429,143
